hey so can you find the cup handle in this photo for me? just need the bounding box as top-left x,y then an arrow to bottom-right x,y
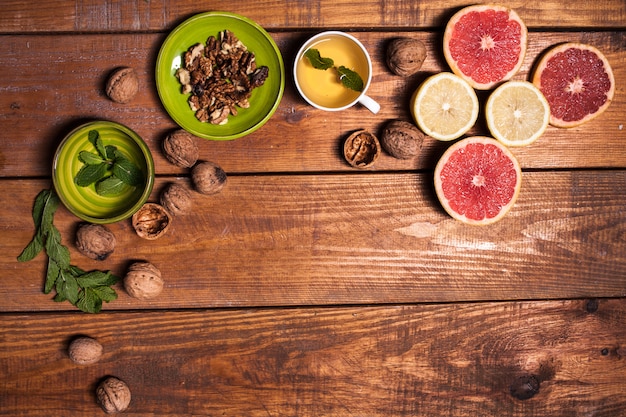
358,94 -> 380,114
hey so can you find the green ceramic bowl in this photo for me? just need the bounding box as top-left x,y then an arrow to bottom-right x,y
155,11 -> 285,140
52,121 -> 155,224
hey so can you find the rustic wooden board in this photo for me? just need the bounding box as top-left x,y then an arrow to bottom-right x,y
1,299 -> 625,416
1,0 -> 625,32
3,170 -> 625,312
0,30 -> 624,179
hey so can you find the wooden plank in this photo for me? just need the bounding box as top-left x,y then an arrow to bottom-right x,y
0,31 -> 624,178
2,171 -> 625,312
0,0 -> 625,33
1,299 -> 625,416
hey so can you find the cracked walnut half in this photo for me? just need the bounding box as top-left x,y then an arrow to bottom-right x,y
175,30 -> 269,124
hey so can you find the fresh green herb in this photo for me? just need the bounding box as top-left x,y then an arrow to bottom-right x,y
18,189 -> 120,313
304,48 -> 365,92
75,130 -> 144,196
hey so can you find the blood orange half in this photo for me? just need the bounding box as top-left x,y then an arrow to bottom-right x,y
434,136 -> 522,225
443,5 -> 527,90
532,42 -> 615,128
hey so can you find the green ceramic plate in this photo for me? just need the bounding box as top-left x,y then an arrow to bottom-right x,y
52,121 -> 155,224
156,11 -> 285,140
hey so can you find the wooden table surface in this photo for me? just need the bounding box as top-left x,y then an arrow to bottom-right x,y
1,1 -> 625,415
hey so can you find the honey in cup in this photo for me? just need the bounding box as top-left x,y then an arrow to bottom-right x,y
295,32 -> 377,112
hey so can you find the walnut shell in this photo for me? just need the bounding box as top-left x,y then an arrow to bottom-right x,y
124,261 -> 163,299
160,182 -> 192,216
131,203 -> 171,240
386,38 -> 427,77
191,161 -> 227,195
68,336 -> 103,365
105,67 -> 139,104
96,376 -> 131,414
75,223 -> 116,261
343,130 -> 381,169
162,129 -> 199,168
380,120 -> 425,159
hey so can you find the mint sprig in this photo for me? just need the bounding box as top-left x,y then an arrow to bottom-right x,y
304,48 -> 365,92
18,189 -> 120,313
75,130 -> 144,196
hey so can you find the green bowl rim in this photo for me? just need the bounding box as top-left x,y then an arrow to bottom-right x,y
52,120 -> 155,224
155,10 -> 286,140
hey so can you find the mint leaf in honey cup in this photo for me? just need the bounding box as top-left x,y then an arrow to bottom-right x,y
156,11 -> 285,140
52,121 -> 155,224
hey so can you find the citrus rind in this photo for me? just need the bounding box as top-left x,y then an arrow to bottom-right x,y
411,72 -> 479,142
485,80 -> 550,147
434,136 -> 522,225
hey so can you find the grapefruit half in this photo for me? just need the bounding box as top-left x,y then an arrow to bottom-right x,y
532,42 -> 615,128
434,136 -> 522,225
443,5 -> 527,90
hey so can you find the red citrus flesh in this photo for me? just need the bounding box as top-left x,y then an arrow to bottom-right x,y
532,43 -> 615,128
434,137 -> 522,225
443,5 -> 527,90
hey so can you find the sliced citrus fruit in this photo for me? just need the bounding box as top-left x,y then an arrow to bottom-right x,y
443,5 -> 527,90
434,136 -> 522,225
485,80 -> 550,147
532,42 -> 615,128
411,72 -> 479,141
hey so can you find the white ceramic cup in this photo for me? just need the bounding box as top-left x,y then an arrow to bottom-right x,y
293,31 -> 380,114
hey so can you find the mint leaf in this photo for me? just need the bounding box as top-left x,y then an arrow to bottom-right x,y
78,150 -> 106,165
32,189 -> 51,229
56,270 -> 80,304
45,228 -> 70,270
96,176 -> 130,196
76,270 -> 119,288
337,66 -> 364,92
88,130 -> 107,159
112,157 -> 144,187
45,258 -> 61,294
17,232 -> 44,262
304,48 -> 334,70
92,285 -> 118,302
105,145 -> 117,160
74,162 -> 109,187
77,288 -> 102,313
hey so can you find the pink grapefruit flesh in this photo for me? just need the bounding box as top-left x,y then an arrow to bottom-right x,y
532,42 -> 615,128
443,5 -> 527,90
434,136 -> 522,225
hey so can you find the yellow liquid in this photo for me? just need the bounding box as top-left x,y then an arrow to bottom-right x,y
296,34 -> 369,109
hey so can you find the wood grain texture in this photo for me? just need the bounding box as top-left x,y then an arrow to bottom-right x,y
1,299 -> 625,416
2,170 -> 625,312
0,0 -> 625,32
0,31 -> 625,178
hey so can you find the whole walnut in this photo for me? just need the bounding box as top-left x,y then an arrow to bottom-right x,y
68,336 -> 103,365
386,38 -> 427,77
96,376 -> 131,414
75,223 -> 116,260
160,182 -> 192,216
162,129 -> 199,168
106,67 -> 139,104
131,203 -> 171,240
380,120 -> 425,159
124,261 -> 164,299
192,161 -> 227,195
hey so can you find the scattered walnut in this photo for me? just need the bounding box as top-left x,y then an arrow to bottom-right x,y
162,129 -> 199,168
75,223 -> 116,261
380,120 -> 425,159
96,376 -> 131,414
105,67 -> 139,103
131,203 -> 171,240
191,161 -> 227,195
124,261 -> 163,299
343,130 -> 381,168
386,38 -> 427,77
160,182 -> 192,216
176,30 -> 269,124
68,336 -> 103,365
